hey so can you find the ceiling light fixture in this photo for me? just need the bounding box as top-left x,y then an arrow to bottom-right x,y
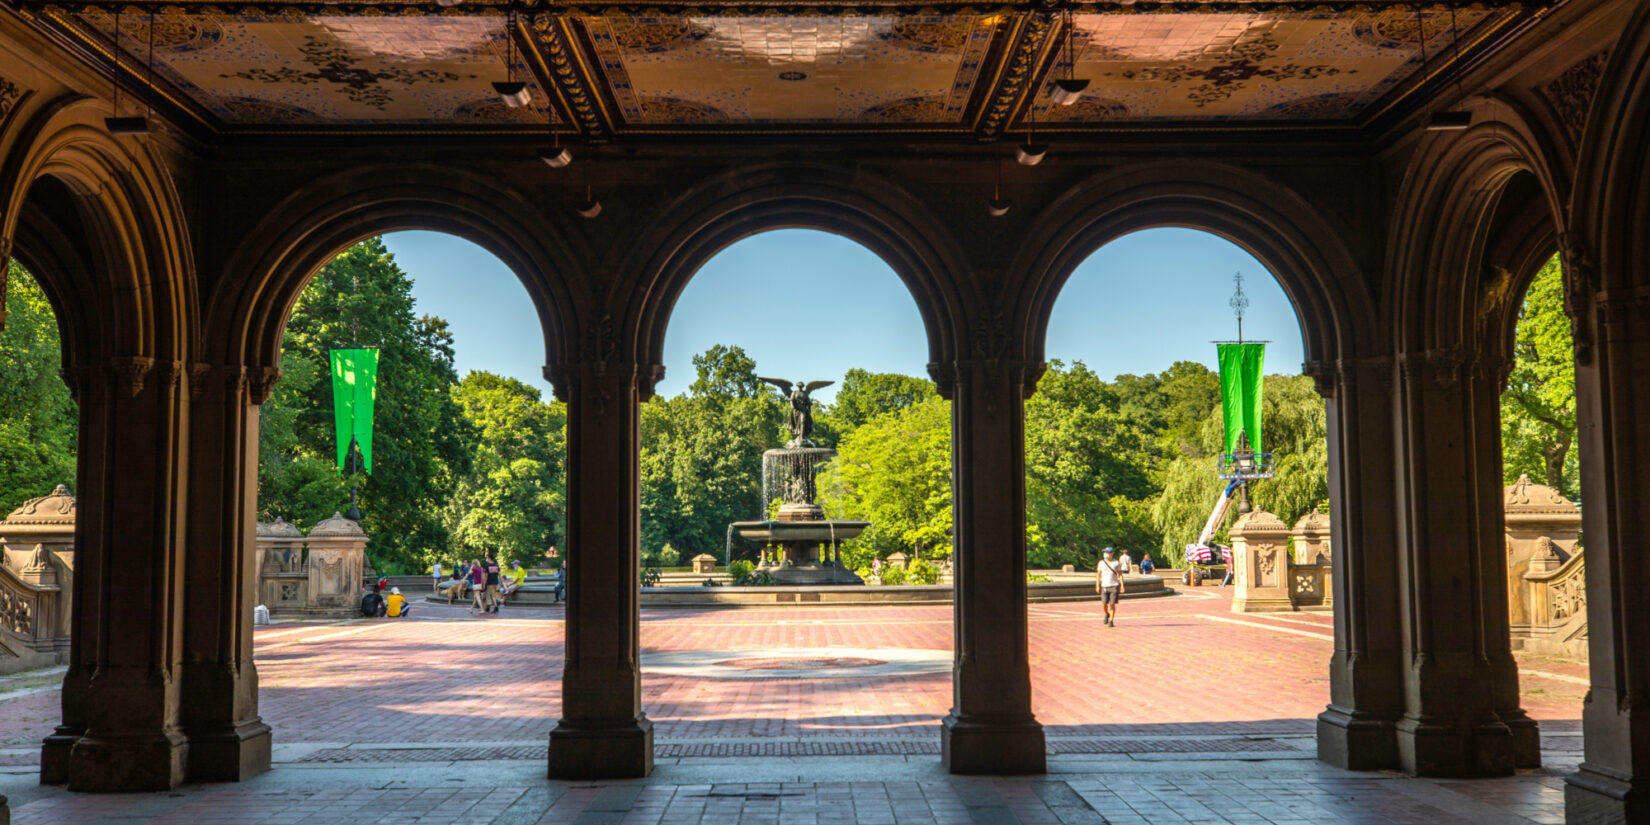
577,183 -> 602,218
494,11 -> 531,108
435,0 -> 464,6
1017,94 -> 1046,165
987,154 -> 1012,216
1426,5 -> 1472,131
1048,12 -> 1089,106
539,60 -> 572,168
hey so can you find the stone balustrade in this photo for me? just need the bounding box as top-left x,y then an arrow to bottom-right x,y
1504,475 -> 1586,659
256,512 -> 370,620
0,485 -> 75,675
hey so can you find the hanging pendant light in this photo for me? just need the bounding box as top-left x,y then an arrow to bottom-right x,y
1415,5 -> 1469,131
494,11 -> 531,108
1048,12 -> 1090,106
435,0 -> 464,6
105,9 -> 152,134
577,183 -> 602,218
1426,6 -> 1472,130
987,154 -> 1012,216
1017,85 -> 1046,165
539,105 -> 572,167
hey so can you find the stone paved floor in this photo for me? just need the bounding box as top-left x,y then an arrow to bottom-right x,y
0,586 -> 1589,822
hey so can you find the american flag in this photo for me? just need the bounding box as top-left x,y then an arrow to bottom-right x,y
1185,545 -> 1234,564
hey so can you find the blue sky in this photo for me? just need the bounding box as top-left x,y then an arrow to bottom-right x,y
386,227 -> 1304,404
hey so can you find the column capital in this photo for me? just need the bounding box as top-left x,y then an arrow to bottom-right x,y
926,359 -> 1045,402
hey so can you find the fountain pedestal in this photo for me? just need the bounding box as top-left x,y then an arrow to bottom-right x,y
729,447 -> 867,585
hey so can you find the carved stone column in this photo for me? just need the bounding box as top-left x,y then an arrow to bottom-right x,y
43,357 -> 190,792
1389,349 -> 1533,776
546,355 -> 656,779
179,364 -> 277,782
1313,357 -> 1404,771
932,357 -> 1046,775
1566,289 -> 1650,822
1229,510 -> 1293,612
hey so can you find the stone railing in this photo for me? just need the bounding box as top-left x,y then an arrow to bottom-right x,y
257,512 -> 368,619
1231,507 -> 1332,613
0,556 -> 65,671
1504,474 -> 1587,659
0,485 -> 76,675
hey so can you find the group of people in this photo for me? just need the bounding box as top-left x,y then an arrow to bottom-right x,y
360,577 -> 412,619
432,554 -> 528,614
1094,547 -> 1155,627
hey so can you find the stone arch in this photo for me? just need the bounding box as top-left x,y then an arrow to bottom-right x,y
624,165 -> 966,377
206,165 -> 582,378
1570,2 -> 1650,292
1384,100 -> 1570,355
1,95 -> 196,367
1015,162 -> 1374,370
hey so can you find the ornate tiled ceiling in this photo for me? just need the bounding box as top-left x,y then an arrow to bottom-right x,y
22,2 -> 1534,137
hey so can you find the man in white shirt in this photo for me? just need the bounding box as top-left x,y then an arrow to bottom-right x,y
1117,549 -> 1133,575
1095,547 -> 1126,627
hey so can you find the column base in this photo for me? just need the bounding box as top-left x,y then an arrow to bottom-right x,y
941,714 -> 1046,775
186,720 -> 272,782
66,732 -> 187,792
548,716 -> 653,779
1317,707 -> 1397,770
38,728 -> 80,785
1505,714 -> 1541,770
1566,764 -> 1646,824
1231,595 -> 1296,613
1395,715 -> 1515,777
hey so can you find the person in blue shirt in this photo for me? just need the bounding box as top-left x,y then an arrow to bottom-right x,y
553,562 -> 567,603
1139,553 -> 1156,574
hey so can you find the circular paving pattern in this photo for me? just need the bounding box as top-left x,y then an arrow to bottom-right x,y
643,647 -> 950,680
716,656 -> 886,670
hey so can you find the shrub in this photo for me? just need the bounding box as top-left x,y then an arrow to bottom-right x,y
881,565 -> 908,586
907,557 -> 938,585
728,559 -> 755,579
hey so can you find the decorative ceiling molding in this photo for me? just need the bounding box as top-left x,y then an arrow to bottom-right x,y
975,10 -> 1054,136
526,14 -> 609,136
19,1 -> 1552,18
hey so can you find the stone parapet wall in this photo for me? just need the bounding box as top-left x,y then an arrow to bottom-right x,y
0,486 -> 75,675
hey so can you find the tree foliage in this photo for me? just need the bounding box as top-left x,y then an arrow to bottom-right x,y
445,372 -> 567,566
820,394 -> 953,567
641,345 -> 785,562
1501,255 -> 1578,498
0,261 -> 77,513
258,238 -> 475,573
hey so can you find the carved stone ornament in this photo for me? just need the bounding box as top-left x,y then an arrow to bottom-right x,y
925,361 -> 957,400
4,485 -> 76,525
970,305 -> 1012,360
0,75 -> 25,122
0,591 -> 32,635
106,356 -> 156,397
250,366 -> 284,405
1301,360 -> 1336,399
1257,545 -> 1278,577
1543,50 -> 1609,146
1504,473 -> 1580,513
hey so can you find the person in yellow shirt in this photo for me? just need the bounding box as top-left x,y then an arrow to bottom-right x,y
498,561 -> 528,608
385,587 -> 411,618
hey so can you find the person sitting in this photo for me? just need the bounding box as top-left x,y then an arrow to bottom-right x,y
360,589 -> 385,618
385,587 -> 410,618
499,560 -> 528,606
553,563 -> 567,603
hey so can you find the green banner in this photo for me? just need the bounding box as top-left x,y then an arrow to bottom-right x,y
1217,343 -> 1265,455
330,348 -> 379,474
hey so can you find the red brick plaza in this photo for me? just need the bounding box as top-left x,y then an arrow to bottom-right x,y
0,587 -> 1587,823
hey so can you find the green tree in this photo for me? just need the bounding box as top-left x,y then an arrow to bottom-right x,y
258,237 -> 475,573
641,345 -> 785,561
1024,361 -> 1159,568
1150,374 -> 1327,565
0,261 -> 77,513
1501,255 -> 1578,498
445,372 -> 567,566
819,394 -> 953,565
818,369 -> 936,435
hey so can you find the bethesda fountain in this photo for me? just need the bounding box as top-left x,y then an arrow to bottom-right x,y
727,376 -> 868,585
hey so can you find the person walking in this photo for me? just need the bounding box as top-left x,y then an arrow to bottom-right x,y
468,557 -> 487,614
1095,547 -> 1126,627
1139,553 -> 1156,575
483,553 -> 502,613
1117,548 -> 1134,575
431,561 -> 443,593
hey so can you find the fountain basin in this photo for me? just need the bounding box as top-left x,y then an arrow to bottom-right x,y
731,520 -> 869,543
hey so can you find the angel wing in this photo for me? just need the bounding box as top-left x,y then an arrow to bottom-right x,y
758,376 -> 794,394
803,380 -> 835,393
